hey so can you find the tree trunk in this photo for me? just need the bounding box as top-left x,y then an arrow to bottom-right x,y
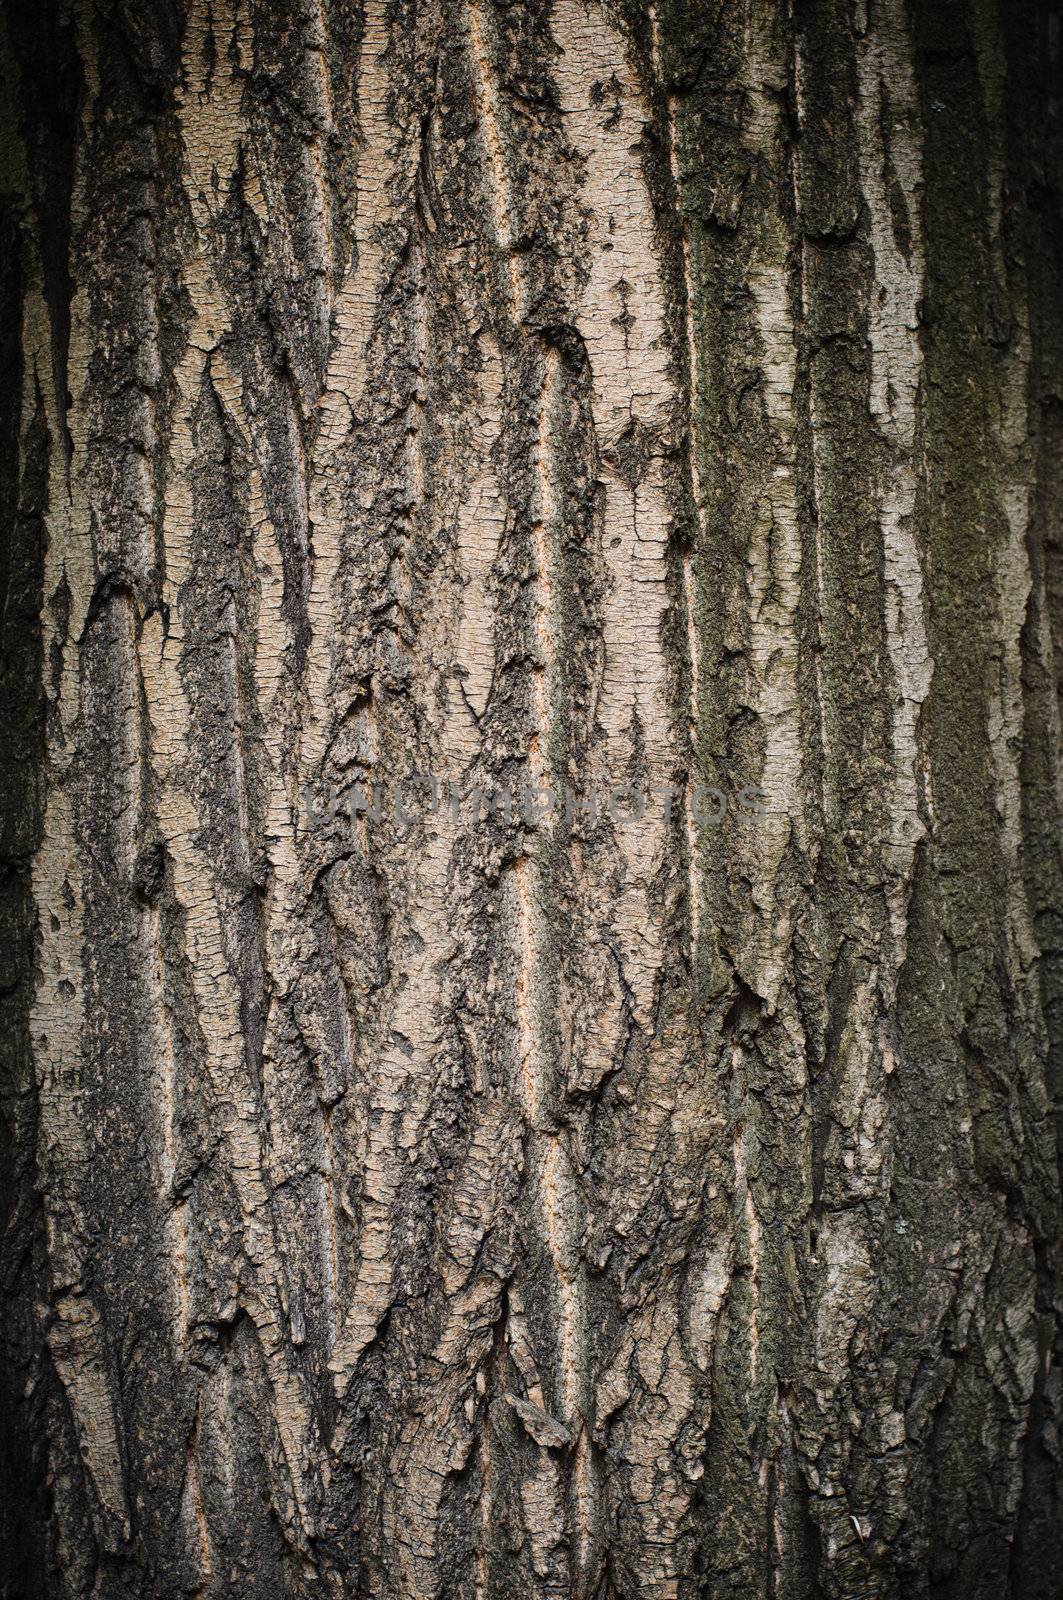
2,0 -> 1061,1595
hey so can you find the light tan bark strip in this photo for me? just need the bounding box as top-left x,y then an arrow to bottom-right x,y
550,4 -> 693,1590
647,0 -> 704,957
133,0 -> 323,1543
26,119 -> 131,1544
468,10 -> 595,1582
854,0 -> 933,977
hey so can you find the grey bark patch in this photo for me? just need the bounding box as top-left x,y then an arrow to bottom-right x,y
503,1391 -> 573,1449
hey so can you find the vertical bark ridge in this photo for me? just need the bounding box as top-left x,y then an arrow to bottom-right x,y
142,0 -> 336,1578
646,0 -> 706,971
853,0 -> 932,977
24,4 -> 139,1568
1006,4 -> 1063,1592
467,9 -> 600,1588
544,8 -> 720,1596
649,5 -> 813,1591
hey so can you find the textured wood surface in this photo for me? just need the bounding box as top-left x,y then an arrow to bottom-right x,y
1,0 -> 1061,1595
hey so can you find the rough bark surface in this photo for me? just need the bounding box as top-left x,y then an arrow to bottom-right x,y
1,0 -> 1062,1596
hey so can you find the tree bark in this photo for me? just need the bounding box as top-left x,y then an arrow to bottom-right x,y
2,0 -> 1062,1595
